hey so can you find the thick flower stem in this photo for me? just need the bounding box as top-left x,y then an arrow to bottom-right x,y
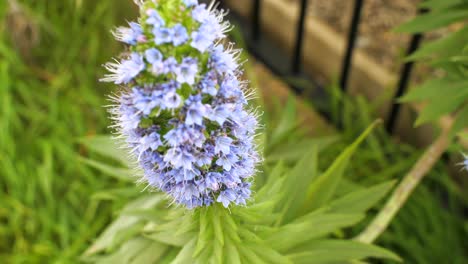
355,120 -> 454,244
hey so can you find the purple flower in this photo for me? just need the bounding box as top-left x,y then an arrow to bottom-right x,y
235,182 -> 252,205
163,57 -> 178,74
216,153 -> 239,171
139,132 -> 162,152
162,91 -> 181,109
103,53 -> 145,84
199,71 -> 218,96
205,172 -> 221,190
190,11 -> 226,52
185,96 -> 207,126
209,104 -> 233,125
113,22 -> 143,45
195,148 -> 214,167
172,24 -> 189,46
210,45 -> 238,74
183,0 -> 198,7
145,48 -> 163,64
133,89 -> 159,115
164,123 -> 206,147
192,4 -> 211,23
191,29 -> 215,52
217,189 -> 237,208
215,136 -> 233,155
164,147 -> 194,171
146,9 -> 165,27
203,16 -> 226,39
175,57 -> 198,85
154,27 -> 173,45
145,48 -> 165,75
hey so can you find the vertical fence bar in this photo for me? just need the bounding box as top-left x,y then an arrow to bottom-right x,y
251,0 -> 262,41
291,0 -> 309,74
339,0 -> 364,92
385,33 -> 424,133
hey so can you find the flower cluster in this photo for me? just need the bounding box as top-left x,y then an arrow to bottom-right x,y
104,0 -> 260,208
462,154 -> 468,172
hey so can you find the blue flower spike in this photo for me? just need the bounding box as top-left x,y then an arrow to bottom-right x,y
103,0 -> 260,209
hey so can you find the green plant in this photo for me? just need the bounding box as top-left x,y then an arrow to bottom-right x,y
82,112 -> 400,263
0,0 -> 136,262
323,86 -> 468,263
356,0 -> 468,244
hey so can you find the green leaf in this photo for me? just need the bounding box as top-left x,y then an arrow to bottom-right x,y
399,78 -> 468,102
78,156 -> 135,182
122,209 -> 170,223
420,0 -> 465,9
406,28 -> 468,61
170,238 -> 196,264
287,240 -> 401,263
266,136 -> 338,163
213,236 -> 224,263
224,240 -> 242,264
238,245 -> 269,264
158,248 -> 180,264
395,6 -> 468,33
328,181 -> 396,214
194,208 -> 210,257
275,147 -> 320,225
256,161 -> 286,199
452,104 -> 468,137
266,213 -> 364,252
78,135 -> 132,166
91,187 -> 140,201
130,240 -> 169,264
250,244 -> 293,264
269,96 -> 299,147
415,88 -> 468,126
302,121 -> 381,211
84,195 -> 164,256
212,206 -> 225,246
92,238 -> 152,264
144,231 -> 194,247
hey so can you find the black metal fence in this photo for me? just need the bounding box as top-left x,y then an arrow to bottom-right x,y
216,0 -> 425,133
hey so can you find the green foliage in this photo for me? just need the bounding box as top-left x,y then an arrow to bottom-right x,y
326,86 -> 468,264
81,112 -> 399,263
396,0 -> 468,131
0,0 -> 137,262
379,183 -> 468,264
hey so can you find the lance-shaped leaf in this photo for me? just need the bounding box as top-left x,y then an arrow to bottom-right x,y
79,135 -> 131,166
266,212 -> 364,253
79,156 -> 135,182
274,147 -> 319,225
170,238 -> 196,264
328,180 -> 396,214
287,239 -> 401,263
302,121 -> 381,212
395,5 -> 468,33
406,28 -> 468,61
399,78 -> 468,103
84,194 -> 164,255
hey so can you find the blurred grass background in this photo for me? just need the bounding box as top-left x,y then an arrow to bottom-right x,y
0,0 -> 137,262
0,0 -> 467,263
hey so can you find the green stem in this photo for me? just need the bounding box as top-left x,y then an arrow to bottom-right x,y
355,120 -> 454,244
